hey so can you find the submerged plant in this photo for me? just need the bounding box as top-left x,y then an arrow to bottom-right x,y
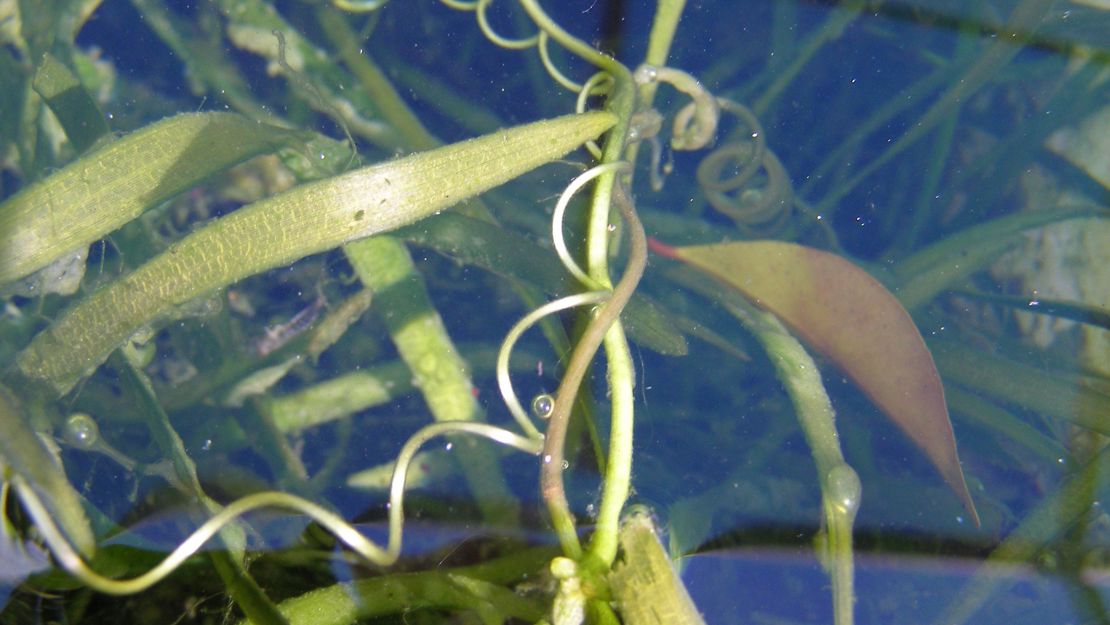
1,1 -> 1108,625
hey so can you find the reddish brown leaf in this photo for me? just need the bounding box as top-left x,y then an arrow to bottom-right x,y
652,238 -> 979,526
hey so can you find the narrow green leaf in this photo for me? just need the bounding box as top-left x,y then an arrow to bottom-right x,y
956,289 -> 1110,332
14,111 -> 616,395
31,52 -> 110,153
0,112 -> 308,287
932,336 -> 1110,437
653,238 -> 979,525
0,384 -> 96,558
891,205 -> 1107,309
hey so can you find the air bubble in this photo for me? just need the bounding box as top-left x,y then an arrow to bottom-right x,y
63,413 -> 100,450
531,393 -> 555,420
825,464 -> 862,517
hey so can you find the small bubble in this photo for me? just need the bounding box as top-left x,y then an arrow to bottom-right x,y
445,442 -> 453,451
562,460 -> 570,469
543,455 -> 552,464
531,394 -> 555,420
826,464 -> 861,517
64,413 -> 100,450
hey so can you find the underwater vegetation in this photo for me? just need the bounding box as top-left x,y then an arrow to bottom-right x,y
1,0 -> 1109,624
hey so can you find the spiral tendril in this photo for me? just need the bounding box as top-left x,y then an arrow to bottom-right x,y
696,99 -> 795,236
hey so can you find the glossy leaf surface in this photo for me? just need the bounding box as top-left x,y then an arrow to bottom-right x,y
653,239 -> 979,525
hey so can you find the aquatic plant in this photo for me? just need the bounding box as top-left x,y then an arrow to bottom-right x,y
1,1 -> 1108,624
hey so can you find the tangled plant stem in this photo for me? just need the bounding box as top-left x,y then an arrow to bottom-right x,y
14,421 -> 542,595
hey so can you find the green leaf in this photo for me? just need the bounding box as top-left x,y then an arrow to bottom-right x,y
14,111 -> 616,395
0,384 -> 96,558
610,506 -> 706,625
652,238 -> 979,525
0,112 -> 309,287
891,204 -> 1107,310
31,52 -> 110,153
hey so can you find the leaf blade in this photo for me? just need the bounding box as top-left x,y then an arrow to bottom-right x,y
15,111 -> 616,395
661,239 -> 979,525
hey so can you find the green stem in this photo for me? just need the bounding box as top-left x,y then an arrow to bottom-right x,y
508,0 -> 641,567
540,182 -> 646,562
517,0 -> 624,77
751,0 -> 865,116
238,548 -> 554,625
314,8 -> 438,151
344,235 -> 520,524
728,303 -> 860,625
586,186 -> 642,566
112,350 -> 288,625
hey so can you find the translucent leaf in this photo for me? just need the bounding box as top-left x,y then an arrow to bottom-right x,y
652,238 -> 979,525
15,111 -> 616,395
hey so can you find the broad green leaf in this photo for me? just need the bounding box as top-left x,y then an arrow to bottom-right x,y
652,238 -> 979,525
0,112 -> 309,287
14,111 -> 616,395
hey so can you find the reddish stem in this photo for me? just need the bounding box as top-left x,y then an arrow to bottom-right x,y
646,236 -> 680,259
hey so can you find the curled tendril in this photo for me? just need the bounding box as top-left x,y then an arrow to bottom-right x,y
332,0 -> 390,11
696,98 -> 795,236
496,290 -> 609,441
476,0 -> 540,49
495,161 -> 632,446
16,419 -> 540,596
537,31 -> 585,92
633,64 -> 719,151
435,1 -> 604,95
437,0 -> 541,52
552,162 -> 631,287
576,73 -> 615,160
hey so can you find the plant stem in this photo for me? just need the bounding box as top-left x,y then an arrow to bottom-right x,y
733,305 -> 860,625
508,0 -> 642,566
345,236 -> 520,524
585,185 -> 643,566
539,182 -> 646,562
